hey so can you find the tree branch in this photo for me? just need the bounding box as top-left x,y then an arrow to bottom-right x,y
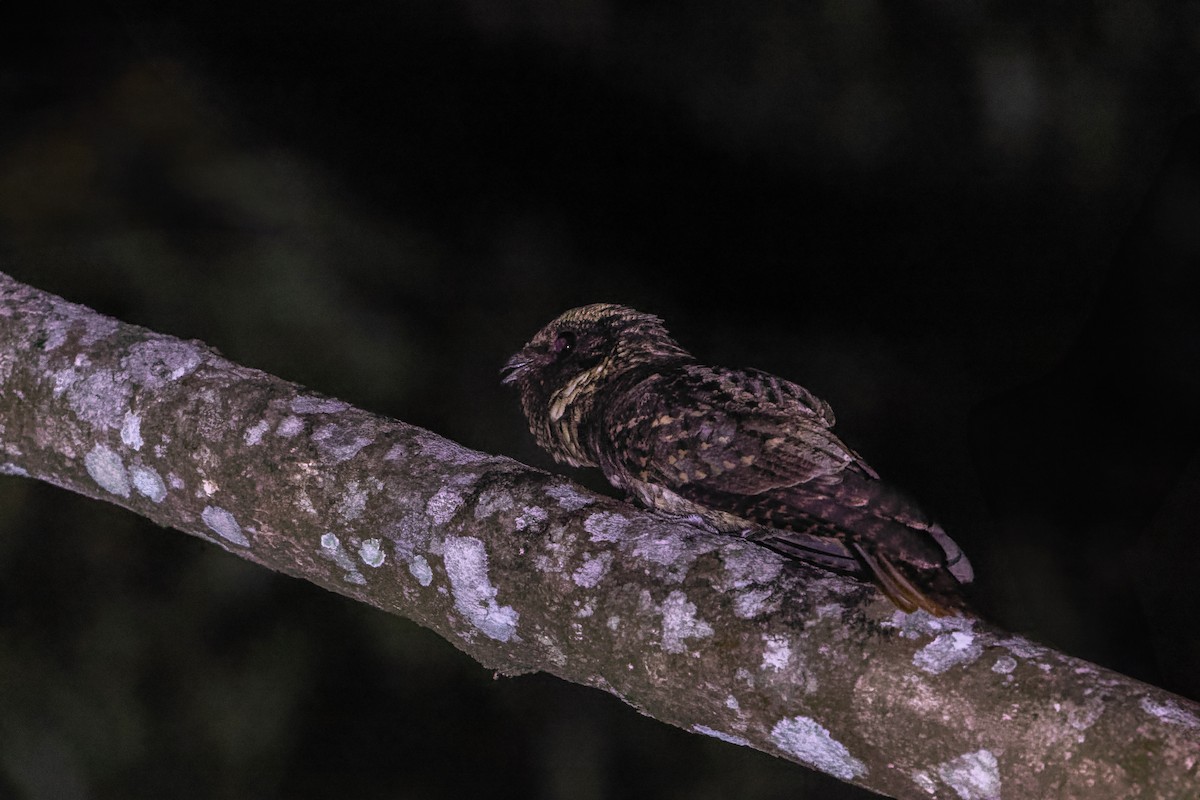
1,271 -> 1196,800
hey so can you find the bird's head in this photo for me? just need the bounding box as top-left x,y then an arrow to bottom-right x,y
502,303 -> 692,465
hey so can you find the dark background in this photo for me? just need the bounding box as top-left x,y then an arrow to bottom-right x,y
1,2 -> 1198,798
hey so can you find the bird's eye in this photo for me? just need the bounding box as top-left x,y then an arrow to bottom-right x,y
552,330 -> 576,355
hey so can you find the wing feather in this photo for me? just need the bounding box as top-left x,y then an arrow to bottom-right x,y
601,364 -> 973,614
608,365 -> 871,494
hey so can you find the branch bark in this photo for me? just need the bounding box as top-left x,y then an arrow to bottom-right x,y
0,271 -> 1196,800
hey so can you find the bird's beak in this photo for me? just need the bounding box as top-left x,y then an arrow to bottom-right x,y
501,350 -> 532,385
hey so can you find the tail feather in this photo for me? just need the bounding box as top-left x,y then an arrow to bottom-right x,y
664,473 -> 976,615
852,544 -> 963,615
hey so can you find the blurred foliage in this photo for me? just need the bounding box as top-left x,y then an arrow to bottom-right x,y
1,1 -> 1198,798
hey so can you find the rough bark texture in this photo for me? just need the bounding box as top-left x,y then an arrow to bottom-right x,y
0,270 -> 1196,800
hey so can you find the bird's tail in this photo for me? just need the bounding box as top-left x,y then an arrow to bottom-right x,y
851,542 -> 971,616
741,479 -> 976,616
743,516 -> 973,616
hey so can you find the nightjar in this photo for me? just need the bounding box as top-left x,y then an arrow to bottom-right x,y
502,303 -> 974,615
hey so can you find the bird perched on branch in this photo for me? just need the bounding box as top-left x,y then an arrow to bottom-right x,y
502,304 -> 974,615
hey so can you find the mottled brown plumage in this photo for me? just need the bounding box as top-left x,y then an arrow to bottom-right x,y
502,304 -> 974,615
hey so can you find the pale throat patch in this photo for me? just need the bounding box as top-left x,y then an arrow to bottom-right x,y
546,362 -> 609,467
549,365 -> 605,422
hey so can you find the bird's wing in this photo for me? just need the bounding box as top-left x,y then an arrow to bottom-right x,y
609,365 -> 872,496
605,366 -> 973,614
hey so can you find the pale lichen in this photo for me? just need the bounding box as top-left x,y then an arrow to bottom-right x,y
121,338 -> 202,389
692,726 -> 751,747
632,532 -> 691,566
336,480 -> 369,522
761,634 -> 792,672
311,423 -> 373,463
244,419 -> 270,445
131,465 -> 167,503
38,295 -> 119,350
443,536 -> 519,642
120,412 -> 143,450
913,631 -> 983,675
884,608 -> 975,640
997,635 -> 1051,661
202,505 -> 249,547
358,538 -> 386,568
771,716 -> 867,781
319,532 -> 365,584
276,415 -> 305,438
1064,697 -> 1105,731
991,655 -> 1017,674
660,590 -> 713,654
417,434 -> 486,465
1140,696 -> 1200,729
515,505 -> 548,531
733,587 -> 775,619
473,486 -> 514,519
546,481 -> 594,510
935,749 -> 1000,800
59,366 -> 129,432
291,396 -> 350,414
84,444 -> 130,498
426,487 -> 466,525
718,543 -> 783,589
572,552 -> 613,588
583,511 -> 629,542
408,554 -> 434,587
